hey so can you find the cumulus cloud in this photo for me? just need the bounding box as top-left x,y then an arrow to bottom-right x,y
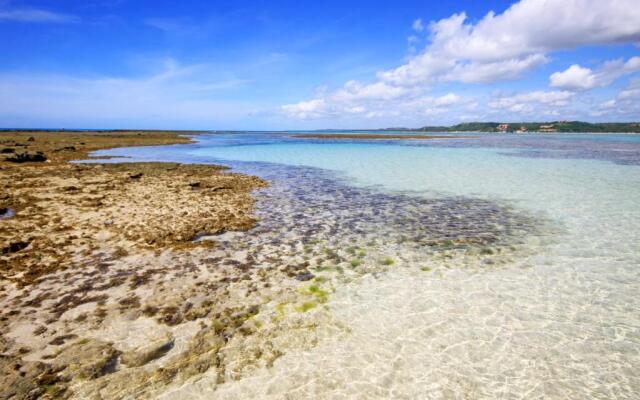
282,0 -> 640,122
619,77 -> 640,99
595,78 -> 640,117
488,90 -> 575,114
382,0 -> 640,86
550,57 -> 640,90
0,7 -> 78,23
281,89 -> 464,120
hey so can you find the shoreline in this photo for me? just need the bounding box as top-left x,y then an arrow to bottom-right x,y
0,130 -> 273,398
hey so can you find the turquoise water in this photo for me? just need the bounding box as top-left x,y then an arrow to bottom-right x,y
95,133 -> 640,399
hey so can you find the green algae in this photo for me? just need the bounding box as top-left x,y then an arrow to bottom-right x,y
275,302 -> 289,317
298,284 -> 329,303
381,257 -> 395,266
295,301 -> 318,312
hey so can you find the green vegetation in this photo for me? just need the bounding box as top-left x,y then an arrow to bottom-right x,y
295,301 -> 318,312
298,284 -> 329,303
408,121 -> 640,133
381,257 -> 395,266
421,266 -> 432,272
350,259 -> 361,268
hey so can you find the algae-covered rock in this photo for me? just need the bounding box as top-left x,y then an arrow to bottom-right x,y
0,355 -> 63,400
120,335 -> 174,367
53,338 -> 120,380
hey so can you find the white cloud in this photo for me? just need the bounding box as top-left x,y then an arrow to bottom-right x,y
550,57 -> 640,90
281,91 -> 464,120
0,8 -> 78,23
382,0 -> 640,86
488,90 -> 575,114
595,78 -> 640,117
549,65 -> 596,90
619,77 -> 640,99
281,0 -> 640,122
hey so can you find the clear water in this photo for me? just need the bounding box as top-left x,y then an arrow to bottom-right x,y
94,132 -> 640,399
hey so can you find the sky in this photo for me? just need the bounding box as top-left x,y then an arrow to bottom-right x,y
0,0 -> 639,130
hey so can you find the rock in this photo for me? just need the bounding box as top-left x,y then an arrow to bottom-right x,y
188,181 -> 201,188
1,240 -> 30,255
0,355 -> 63,400
128,172 -> 143,179
0,148 -> 14,154
5,152 -> 47,163
295,271 -> 315,281
53,338 -> 120,380
54,146 -> 76,152
27,136 -> 35,142
120,335 -> 174,367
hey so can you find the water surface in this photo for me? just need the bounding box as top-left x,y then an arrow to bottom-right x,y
95,132 -> 640,399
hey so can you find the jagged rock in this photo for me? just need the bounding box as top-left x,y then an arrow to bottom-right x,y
0,354 -> 63,400
295,271 -> 315,281
1,240 -> 30,255
53,338 -> 120,380
120,335 -> 174,367
5,152 -> 47,163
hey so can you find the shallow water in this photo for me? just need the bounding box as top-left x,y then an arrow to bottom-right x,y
94,132 -> 640,399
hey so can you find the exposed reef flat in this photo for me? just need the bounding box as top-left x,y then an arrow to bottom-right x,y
0,131 -> 271,399
293,133 -> 462,140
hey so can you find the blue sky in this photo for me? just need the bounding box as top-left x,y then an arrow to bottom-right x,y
0,0 -> 639,129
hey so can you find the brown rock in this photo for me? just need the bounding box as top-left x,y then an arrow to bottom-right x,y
120,335 -> 174,367
53,338 -> 120,380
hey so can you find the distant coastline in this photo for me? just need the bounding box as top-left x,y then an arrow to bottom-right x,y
379,121 -> 640,134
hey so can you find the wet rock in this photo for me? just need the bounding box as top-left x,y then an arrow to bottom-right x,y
49,334 -> 78,346
120,335 -> 174,367
5,152 -> 47,163
0,355 -> 63,400
295,271 -> 315,281
54,146 -> 76,152
53,338 -> 120,380
1,240 -> 30,255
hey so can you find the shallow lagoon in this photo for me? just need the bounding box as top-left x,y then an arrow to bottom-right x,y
96,132 -> 640,398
